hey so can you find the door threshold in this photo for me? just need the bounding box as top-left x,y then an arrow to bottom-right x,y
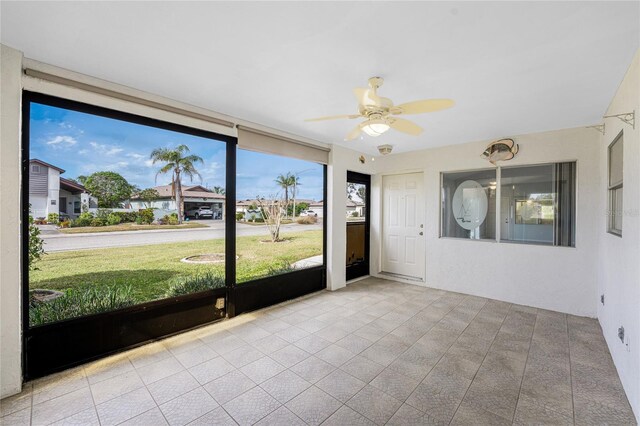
346,275 -> 370,285
379,271 -> 424,282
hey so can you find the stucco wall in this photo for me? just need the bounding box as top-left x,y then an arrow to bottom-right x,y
372,126 -> 602,317
0,44 -> 24,398
597,49 -> 640,421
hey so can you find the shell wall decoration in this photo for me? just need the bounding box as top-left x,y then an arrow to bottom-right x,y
481,138 -> 519,165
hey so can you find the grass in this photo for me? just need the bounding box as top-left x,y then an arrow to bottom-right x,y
60,222 -> 208,234
30,230 -> 323,303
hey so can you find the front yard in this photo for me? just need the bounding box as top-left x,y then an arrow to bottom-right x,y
30,230 -> 323,302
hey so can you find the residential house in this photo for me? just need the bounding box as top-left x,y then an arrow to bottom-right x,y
130,184 -> 225,219
28,159 -> 97,219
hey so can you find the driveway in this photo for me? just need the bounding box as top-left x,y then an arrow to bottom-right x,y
41,222 -> 323,252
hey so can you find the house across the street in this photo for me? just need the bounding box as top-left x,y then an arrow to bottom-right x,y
29,159 -> 97,219
130,184 -> 225,220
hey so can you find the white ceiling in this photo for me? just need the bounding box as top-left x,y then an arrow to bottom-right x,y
1,1 -> 638,155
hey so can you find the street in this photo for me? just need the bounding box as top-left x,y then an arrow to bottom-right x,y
41,221 -> 323,252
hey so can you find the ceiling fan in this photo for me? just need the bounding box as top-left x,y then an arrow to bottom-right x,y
305,77 -> 454,141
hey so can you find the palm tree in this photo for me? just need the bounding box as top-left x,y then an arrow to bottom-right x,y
150,144 -> 203,224
211,186 -> 225,195
275,173 -> 295,217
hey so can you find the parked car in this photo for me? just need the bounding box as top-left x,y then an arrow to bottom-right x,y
186,206 -> 213,219
300,210 -> 318,217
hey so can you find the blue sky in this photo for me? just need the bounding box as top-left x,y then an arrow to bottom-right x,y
30,103 -> 323,201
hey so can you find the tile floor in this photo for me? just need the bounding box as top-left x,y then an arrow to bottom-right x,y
1,277 -> 636,425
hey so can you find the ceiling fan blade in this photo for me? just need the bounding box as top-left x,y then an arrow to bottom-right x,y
390,99 -> 455,115
353,87 -> 382,107
344,124 -> 362,141
305,114 -> 361,122
389,118 -> 423,136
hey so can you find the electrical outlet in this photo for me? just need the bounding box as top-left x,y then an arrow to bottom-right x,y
601,294 -> 605,305
618,326 -> 625,343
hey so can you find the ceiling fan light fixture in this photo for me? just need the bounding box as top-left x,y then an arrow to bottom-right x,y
362,118 -> 390,137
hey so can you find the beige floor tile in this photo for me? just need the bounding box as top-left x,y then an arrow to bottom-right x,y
96,387 -> 156,426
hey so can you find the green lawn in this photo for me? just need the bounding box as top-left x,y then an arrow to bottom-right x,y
59,222 -> 208,234
30,230 -> 322,303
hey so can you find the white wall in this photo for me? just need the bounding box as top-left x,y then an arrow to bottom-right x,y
373,126 -> 602,317
326,146 -> 376,290
597,50 -> 640,421
0,44 -> 23,398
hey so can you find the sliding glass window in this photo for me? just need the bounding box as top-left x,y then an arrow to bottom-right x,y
441,162 -> 576,247
235,149 -> 324,283
26,97 -> 227,327
500,163 -> 575,247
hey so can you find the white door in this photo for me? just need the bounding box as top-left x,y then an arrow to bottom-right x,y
382,173 -> 425,280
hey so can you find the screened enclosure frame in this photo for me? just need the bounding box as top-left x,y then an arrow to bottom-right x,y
20,91 -> 327,379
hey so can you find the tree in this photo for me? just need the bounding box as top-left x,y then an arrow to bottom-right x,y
211,186 -> 225,195
136,188 -> 160,208
256,194 -> 290,242
150,144 -> 203,224
275,173 -> 295,217
76,175 -> 88,185
84,171 -> 135,208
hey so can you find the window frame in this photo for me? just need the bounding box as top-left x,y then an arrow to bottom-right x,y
607,131 -> 623,237
439,161 -> 578,248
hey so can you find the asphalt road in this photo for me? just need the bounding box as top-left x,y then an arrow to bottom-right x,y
41,222 -> 323,252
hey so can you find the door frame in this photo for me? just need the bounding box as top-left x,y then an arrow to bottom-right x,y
380,171 -> 426,283
346,171 -> 371,281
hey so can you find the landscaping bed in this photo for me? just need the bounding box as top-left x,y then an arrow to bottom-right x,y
59,222 -> 208,234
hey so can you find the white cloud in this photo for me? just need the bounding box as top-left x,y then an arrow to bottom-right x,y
90,141 -> 124,156
46,135 -> 77,146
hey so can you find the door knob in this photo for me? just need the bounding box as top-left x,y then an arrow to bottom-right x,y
419,231 -> 424,236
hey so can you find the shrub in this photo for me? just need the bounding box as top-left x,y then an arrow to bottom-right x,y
236,212 -> 244,221
29,285 -> 135,326
95,208 -> 113,221
137,208 -> 154,225
296,216 -> 317,225
47,213 -> 59,224
158,214 -> 179,225
73,212 -> 94,227
165,273 -> 225,297
351,211 -> 360,217
90,218 -> 105,227
28,213 -> 45,270
114,211 -> 137,223
106,213 -> 121,226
